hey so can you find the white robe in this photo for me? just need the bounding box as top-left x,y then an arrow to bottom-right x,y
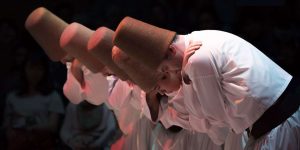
63,63 -> 224,150
109,79 -> 223,150
182,30 -> 297,149
160,87 -> 245,150
63,62 -> 108,105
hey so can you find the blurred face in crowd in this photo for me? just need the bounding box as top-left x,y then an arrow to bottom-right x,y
14,46 -> 29,66
0,22 -> 17,44
25,59 -> 46,87
154,70 -> 181,94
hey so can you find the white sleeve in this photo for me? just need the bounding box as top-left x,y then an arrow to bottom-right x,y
63,62 -> 84,104
184,51 -> 230,145
160,88 -> 191,129
107,80 -> 142,134
107,80 -> 132,111
81,65 -> 109,105
186,46 -> 274,135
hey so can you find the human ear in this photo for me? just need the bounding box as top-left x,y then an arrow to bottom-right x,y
168,45 -> 176,58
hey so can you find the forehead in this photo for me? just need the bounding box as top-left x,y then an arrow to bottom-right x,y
156,60 -> 168,72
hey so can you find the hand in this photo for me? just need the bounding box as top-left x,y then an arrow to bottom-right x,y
181,41 -> 202,84
182,40 -> 202,69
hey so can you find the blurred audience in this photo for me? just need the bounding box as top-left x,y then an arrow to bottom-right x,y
2,53 -> 64,150
60,101 -> 117,150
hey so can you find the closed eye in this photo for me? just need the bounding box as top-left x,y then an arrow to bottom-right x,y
161,75 -> 167,80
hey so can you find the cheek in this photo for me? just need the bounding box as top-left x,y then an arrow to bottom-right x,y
169,73 -> 181,87
160,74 -> 181,91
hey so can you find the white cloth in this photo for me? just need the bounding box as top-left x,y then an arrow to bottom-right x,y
63,63 -> 149,135
81,65 -> 109,105
109,80 -> 225,150
63,62 -> 109,105
112,116 -> 153,150
160,87 -> 191,130
224,130 -> 248,150
3,91 -> 64,128
63,62 -> 83,104
245,106 -> 300,150
152,123 -> 223,150
160,88 -> 244,150
107,79 -> 165,132
107,79 -> 143,135
182,30 -> 292,144
62,62 -> 238,149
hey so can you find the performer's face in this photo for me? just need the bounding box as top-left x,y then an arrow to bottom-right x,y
153,70 -> 181,94
157,45 -> 183,73
25,59 -> 45,86
154,45 -> 183,94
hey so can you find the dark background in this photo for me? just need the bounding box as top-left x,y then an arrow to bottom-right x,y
0,0 -> 299,149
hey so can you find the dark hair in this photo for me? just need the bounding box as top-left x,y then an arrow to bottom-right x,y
171,34 -> 179,44
17,52 -> 54,96
163,34 -> 178,60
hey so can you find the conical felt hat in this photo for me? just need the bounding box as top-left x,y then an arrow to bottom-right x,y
113,16 -> 176,70
25,7 -> 67,61
88,27 -> 129,80
60,22 -> 105,73
112,46 -> 157,92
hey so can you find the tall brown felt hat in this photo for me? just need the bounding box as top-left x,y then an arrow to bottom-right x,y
60,22 -> 105,73
88,27 -> 129,80
112,46 -> 157,92
25,7 -> 68,61
113,16 -> 176,70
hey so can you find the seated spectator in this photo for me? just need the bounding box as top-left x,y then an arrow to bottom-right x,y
60,101 -> 117,150
2,53 -> 64,150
